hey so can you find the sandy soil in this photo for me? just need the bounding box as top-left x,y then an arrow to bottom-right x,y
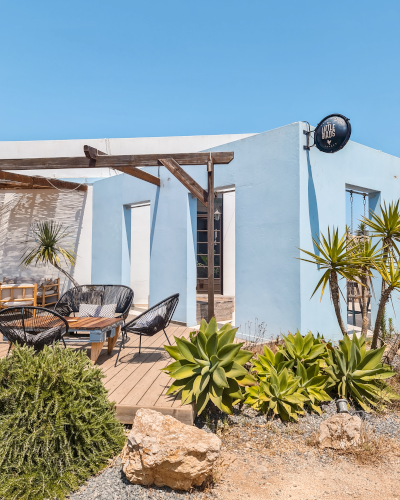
207,424 -> 400,500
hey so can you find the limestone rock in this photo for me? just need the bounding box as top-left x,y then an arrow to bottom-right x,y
316,413 -> 362,449
121,409 -> 221,491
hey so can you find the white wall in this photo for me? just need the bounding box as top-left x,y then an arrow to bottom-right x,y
72,185 -> 93,285
130,203 -> 150,304
222,190 -> 235,296
0,188 -> 92,293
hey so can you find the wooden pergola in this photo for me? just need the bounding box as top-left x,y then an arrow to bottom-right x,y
0,146 -> 234,321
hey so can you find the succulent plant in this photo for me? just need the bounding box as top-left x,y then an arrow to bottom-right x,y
279,330 -> 328,368
162,318 -> 257,414
251,345 -> 294,381
295,362 -> 332,415
325,334 -> 399,411
245,368 -> 308,421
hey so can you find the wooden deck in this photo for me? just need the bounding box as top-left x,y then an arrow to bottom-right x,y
0,324 -> 196,426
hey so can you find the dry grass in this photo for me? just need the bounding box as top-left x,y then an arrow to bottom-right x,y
336,423 -> 396,465
307,423 -> 398,466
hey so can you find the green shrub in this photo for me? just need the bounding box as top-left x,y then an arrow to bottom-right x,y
0,345 -> 125,500
162,318 -> 257,414
251,345 -> 294,380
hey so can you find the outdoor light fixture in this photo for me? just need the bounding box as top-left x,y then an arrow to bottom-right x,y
214,207 -> 221,221
336,399 -> 349,413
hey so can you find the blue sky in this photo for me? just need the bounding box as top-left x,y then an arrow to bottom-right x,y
1,1 -> 399,157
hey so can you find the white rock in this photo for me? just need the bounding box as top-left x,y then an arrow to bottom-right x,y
122,409 -> 221,491
316,413 -> 362,449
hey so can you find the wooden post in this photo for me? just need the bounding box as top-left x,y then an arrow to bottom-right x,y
207,157 -> 215,322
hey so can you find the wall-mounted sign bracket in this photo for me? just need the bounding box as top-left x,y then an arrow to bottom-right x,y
303,129 -> 315,151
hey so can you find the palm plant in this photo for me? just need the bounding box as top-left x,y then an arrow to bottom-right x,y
350,238 -> 381,336
361,201 -> 400,346
20,221 -> 79,287
299,227 -> 365,336
371,257 -> 400,348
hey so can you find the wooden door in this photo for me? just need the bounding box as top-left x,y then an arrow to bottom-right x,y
196,196 -> 223,294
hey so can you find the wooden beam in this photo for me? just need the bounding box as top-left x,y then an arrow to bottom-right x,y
0,152 -> 234,171
0,171 -> 87,192
159,159 -> 208,206
113,166 -> 161,187
84,145 -> 161,187
207,159 -> 215,322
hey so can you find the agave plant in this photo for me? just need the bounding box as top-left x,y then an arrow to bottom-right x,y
295,362 -> 332,415
325,334 -> 398,411
162,318 -> 257,414
299,227 -> 365,336
251,345 -> 294,381
245,368 -> 308,421
278,331 -> 328,368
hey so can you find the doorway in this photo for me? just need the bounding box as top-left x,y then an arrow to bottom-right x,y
130,202 -> 150,306
196,194 -> 223,294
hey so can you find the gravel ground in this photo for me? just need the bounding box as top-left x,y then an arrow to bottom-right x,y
68,399 -> 400,500
68,458 -> 211,500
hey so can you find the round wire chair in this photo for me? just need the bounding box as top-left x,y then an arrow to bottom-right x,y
55,285 -> 134,321
115,293 -> 179,365
0,306 -> 69,353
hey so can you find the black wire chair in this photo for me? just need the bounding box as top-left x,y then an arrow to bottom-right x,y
115,293 -> 179,366
55,285 -> 134,321
0,306 -> 69,353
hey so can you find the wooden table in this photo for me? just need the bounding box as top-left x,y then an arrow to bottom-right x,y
64,317 -> 123,364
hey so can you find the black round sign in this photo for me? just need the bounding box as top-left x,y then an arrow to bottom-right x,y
314,114 -> 351,153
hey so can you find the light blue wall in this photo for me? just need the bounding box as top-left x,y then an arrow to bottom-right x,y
299,126 -> 400,341
91,124 -> 302,335
91,123 -> 400,341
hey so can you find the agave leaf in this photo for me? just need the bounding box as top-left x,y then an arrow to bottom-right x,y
236,372 -> 258,387
194,358 -> 210,368
170,364 -> 200,380
213,366 -> 229,388
196,390 -> 210,414
302,332 -> 314,355
205,317 -> 218,337
166,379 -> 188,395
220,391 -> 234,414
357,346 -> 385,370
175,337 -> 198,363
199,319 -> 208,334
293,330 -> 303,353
307,344 -> 326,360
218,328 -> 238,349
206,332 -> 218,357
181,378 -> 195,404
235,349 -> 254,366
225,361 -> 249,379
164,345 -> 185,361
218,343 -> 242,368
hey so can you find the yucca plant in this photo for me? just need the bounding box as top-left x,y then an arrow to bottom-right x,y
278,330 -> 328,368
371,257 -> 400,348
20,220 -> 79,287
324,334 -> 398,411
349,238 -> 381,336
361,201 -> 400,259
162,318 -> 257,414
299,227 -> 366,336
295,362 -> 332,415
245,368 -> 308,421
